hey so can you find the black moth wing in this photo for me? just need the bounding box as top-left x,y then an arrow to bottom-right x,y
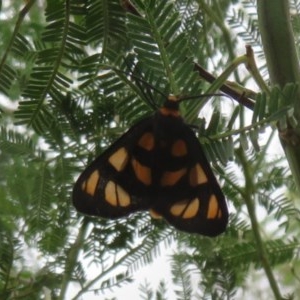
73,100 -> 229,236
72,115 -> 157,219
148,115 -> 228,236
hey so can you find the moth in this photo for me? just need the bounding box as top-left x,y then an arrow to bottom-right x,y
73,95 -> 228,236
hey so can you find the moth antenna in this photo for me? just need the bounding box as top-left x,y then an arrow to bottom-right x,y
178,93 -> 231,103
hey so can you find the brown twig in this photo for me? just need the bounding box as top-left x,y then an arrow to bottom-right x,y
193,62 -> 255,110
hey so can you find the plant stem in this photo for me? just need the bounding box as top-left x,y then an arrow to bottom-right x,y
257,0 -> 300,193
58,218 -> 90,300
236,147 -> 283,300
193,63 -> 255,110
257,1 -> 300,97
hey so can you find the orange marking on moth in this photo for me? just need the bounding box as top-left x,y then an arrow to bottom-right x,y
171,139 -> 187,156
131,158 -> 152,185
105,181 -> 130,207
189,163 -> 208,186
159,107 -> 180,117
207,194 -> 219,219
160,168 -> 187,186
170,198 -> 199,219
82,170 -> 100,196
138,132 -> 155,151
182,198 -> 199,219
149,209 -> 163,219
160,95 -> 180,117
170,200 -> 187,216
108,147 -> 128,171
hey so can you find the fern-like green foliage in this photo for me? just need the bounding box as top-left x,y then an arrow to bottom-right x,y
0,1 -> 300,300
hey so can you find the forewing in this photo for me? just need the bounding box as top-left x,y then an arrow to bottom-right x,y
151,125 -> 228,236
72,116 -> 156,219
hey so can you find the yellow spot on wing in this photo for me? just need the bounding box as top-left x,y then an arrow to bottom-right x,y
207,194 -> 219,219
170,198 -> 199,219
159,107 -> 180,117
161,168 -> 187,186
82,170 -> 100,196
171,140 -> 187,156
170,200 -> 186,216
105,181 -> 130,207
138,132 -> 155,151
189,163 -> 208,186
131,158 -> 152,185
108,147 -> 128,171
182,198 -> 199,219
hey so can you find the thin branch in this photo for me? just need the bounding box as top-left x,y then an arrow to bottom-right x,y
0,0 -> 36,72
58,218 -> 90,300
71,241 -> 147,300
236,147 -> 284,300
193,62 -> 255,110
